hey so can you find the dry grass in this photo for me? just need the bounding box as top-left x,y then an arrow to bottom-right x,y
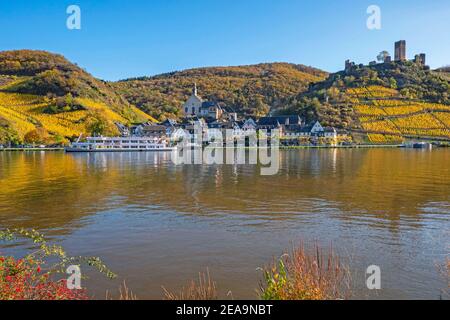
104,244 -> 354,301
437,258 -> 450,299
162,269 -> 218,300
445,259 -> 449,291
106,281 -> 138,300
259,243 -> 352,300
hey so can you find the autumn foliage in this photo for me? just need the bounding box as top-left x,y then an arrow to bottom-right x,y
0,228 -> 116,301
259,244 -> 352,300
0,256 -> 88,300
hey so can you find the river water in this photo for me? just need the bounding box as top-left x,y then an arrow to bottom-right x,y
0,149 -> 449,299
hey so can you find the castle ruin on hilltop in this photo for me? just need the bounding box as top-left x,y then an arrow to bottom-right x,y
345,40 -> 428,72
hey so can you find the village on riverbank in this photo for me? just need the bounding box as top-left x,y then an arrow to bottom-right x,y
0,40 -> 450,151
57,82 -> 449,151
111,83 -> 351,148
0,83 -> 355,151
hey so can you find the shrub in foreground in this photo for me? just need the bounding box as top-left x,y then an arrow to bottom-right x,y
0,228 -> 116,300
259,244 -> 352,300
0,256 -> 88,300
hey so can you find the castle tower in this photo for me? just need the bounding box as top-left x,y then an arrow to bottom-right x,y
395,40 -> 406,61
345,60 -> 354,71
420,53 -> 426,65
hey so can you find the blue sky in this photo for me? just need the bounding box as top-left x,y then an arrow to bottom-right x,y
0,0 -> 449,80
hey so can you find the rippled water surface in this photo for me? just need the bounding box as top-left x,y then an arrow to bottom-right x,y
0,149 -> 449,299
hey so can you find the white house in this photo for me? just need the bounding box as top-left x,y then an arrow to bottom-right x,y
170,128 -> 191,141
242,118 -> 257,132
310,121 -> 324,134
283,121 -> 338,139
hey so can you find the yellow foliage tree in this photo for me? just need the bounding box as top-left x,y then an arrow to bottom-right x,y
24,128 -> 48,145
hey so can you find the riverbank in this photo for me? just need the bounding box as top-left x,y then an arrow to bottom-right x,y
0,148 -> 64,152
0,143 -> 447,152
280,144 -> 403,149
0,145 -> 400,152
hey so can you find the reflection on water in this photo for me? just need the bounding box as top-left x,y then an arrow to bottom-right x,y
0,149 -> 449,299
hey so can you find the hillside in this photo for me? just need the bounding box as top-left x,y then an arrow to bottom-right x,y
113,63 -> 328,120
279,61 -> 450,143
0,50 -> 151,144
434,66 -> 450,82
1,50 -> 448,145
436,66 -> 450,73
0,50 -> 152,145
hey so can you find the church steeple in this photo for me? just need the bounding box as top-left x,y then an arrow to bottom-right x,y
193,83 -> 198,96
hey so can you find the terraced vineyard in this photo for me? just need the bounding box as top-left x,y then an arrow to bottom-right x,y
0,91 -> 151,144
350,86 -> 450,143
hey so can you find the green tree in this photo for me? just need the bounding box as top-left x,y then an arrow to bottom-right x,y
389,77 -> 398,89
65,93 -> 74,107
85,112 -> 117,136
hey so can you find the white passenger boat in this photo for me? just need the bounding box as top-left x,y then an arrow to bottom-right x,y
65,136 -> 175,152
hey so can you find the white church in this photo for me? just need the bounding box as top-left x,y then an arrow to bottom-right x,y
183,84 -> 224,120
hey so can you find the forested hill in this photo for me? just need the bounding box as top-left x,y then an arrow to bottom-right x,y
278,61 -> 450,143
0,50 -> 131,105
435,66 -> 450,82
112,63 -> 328,120
0,50 -> 151,145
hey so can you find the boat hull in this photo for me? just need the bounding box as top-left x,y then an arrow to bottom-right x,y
65,148 -> 175,153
